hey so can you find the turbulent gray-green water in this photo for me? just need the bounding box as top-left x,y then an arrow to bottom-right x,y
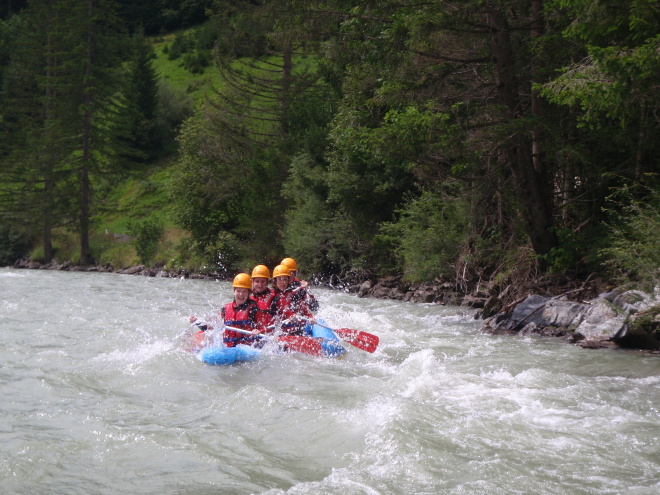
1,268 -> 658,494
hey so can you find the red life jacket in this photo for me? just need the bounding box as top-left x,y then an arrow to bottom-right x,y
251,289 -> 275,330
272,287 -> 312,336
290,279 -> 319,311
223,301 -> 258,347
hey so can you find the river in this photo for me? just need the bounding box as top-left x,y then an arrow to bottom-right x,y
1,268 -> 658,494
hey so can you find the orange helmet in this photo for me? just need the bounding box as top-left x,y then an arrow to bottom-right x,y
232,273 -> 252,290
281,257 -> 298,271
272,264 -> 291,279
251,264 -> 270,279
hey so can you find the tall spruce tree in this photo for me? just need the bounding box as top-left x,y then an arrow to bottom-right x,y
124,29 -> 160,158
70,0 -> 130,264
0,1 -> 78,262
1,0 -> 131,264
169,0 -> 336,267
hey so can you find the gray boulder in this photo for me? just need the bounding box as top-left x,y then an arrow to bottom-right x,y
481,288 -> 660,350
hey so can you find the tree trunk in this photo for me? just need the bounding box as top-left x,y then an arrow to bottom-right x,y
487,7 -> 556,257
43,31 -> 54,263
281,41 -> 292,139
530,0 -> 545,178
79,0 -> 94,265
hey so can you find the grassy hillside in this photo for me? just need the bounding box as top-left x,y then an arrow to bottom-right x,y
31,24 -> 311,271
32,28 -> 217,269
151,30 -> 222,99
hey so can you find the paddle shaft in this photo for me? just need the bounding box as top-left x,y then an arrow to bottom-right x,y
224,325 -> 267,336
224,326 -> 323,356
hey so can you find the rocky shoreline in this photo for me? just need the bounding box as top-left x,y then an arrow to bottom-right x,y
10,258 -> 660,353
480,290 -> 660,353
351,275 -> 486,307
351,275 -> 659,353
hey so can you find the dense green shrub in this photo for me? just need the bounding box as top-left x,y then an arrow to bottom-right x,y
379,188 -> 469,282
167,32 -> 194,60
0,224 -> 30,266
181,50 -> 211,73
126,218 -> 164,266
539,224 -> 609,277
601,189 -> 660,289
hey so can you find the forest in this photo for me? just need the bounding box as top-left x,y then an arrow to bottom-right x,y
1,0 -> 658,298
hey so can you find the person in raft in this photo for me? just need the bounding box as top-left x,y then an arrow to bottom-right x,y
270,264 -> 315,336
187,273 -> 262,348
219,273 -> 264,348
280,257 -> 319,312
250,264 -> 276,329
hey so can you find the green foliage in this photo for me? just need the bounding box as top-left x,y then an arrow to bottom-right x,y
153,81 -> 194,148
165,23 -> 216,74
116,0 -> 212,35
379,188 -> 469,282
181,49 -> 211,73
282,153 -> 359,276
167,31 -> 194,60
0,223 -> 30,265
167,110 -> 249,270
601,186 -> 660,288
541,0 -> 660,164
126,217 -> 164,266
538,225 -> 608,276
0,10 -> 30,79
123,31 -> 161,157
4,0 -> 659,291
172,231 -> 243,275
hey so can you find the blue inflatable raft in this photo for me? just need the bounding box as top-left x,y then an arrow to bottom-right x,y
197,320 -> 347,366
306,321 -> 347,358
198,344 -> 261,366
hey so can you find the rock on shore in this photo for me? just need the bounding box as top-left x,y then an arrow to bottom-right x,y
480,289 -> 660,351
352,275 -> 486,308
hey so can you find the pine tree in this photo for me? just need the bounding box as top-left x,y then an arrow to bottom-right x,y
1,0 -> 132,265
0,1 -> 78,262
68,0 -> 130,264
170,0 -> 333,266
124,28 -> 160,157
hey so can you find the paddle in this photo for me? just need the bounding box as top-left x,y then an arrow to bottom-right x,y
332,327 -> 379,353
224,326 -> 324,357
179,329 -> 207,352
303,319 -> 379,353
179,320 -> 212,352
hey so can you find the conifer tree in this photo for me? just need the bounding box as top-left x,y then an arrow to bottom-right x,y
0,1 -> 77,262
1,0 -> 132,264
124,29 -> 160,157
170,0 -> 335,266
69,0 -> 131,264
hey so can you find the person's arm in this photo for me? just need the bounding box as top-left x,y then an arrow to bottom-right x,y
248,304 -> 262,334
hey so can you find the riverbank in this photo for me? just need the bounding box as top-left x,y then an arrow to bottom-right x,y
11,258 -> 222,279
351,273 -> 659,353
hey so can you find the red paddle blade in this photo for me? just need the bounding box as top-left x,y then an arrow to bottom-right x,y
334,328 -> 379,353
278,335 -> 324,356
181,330 -> 206,352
